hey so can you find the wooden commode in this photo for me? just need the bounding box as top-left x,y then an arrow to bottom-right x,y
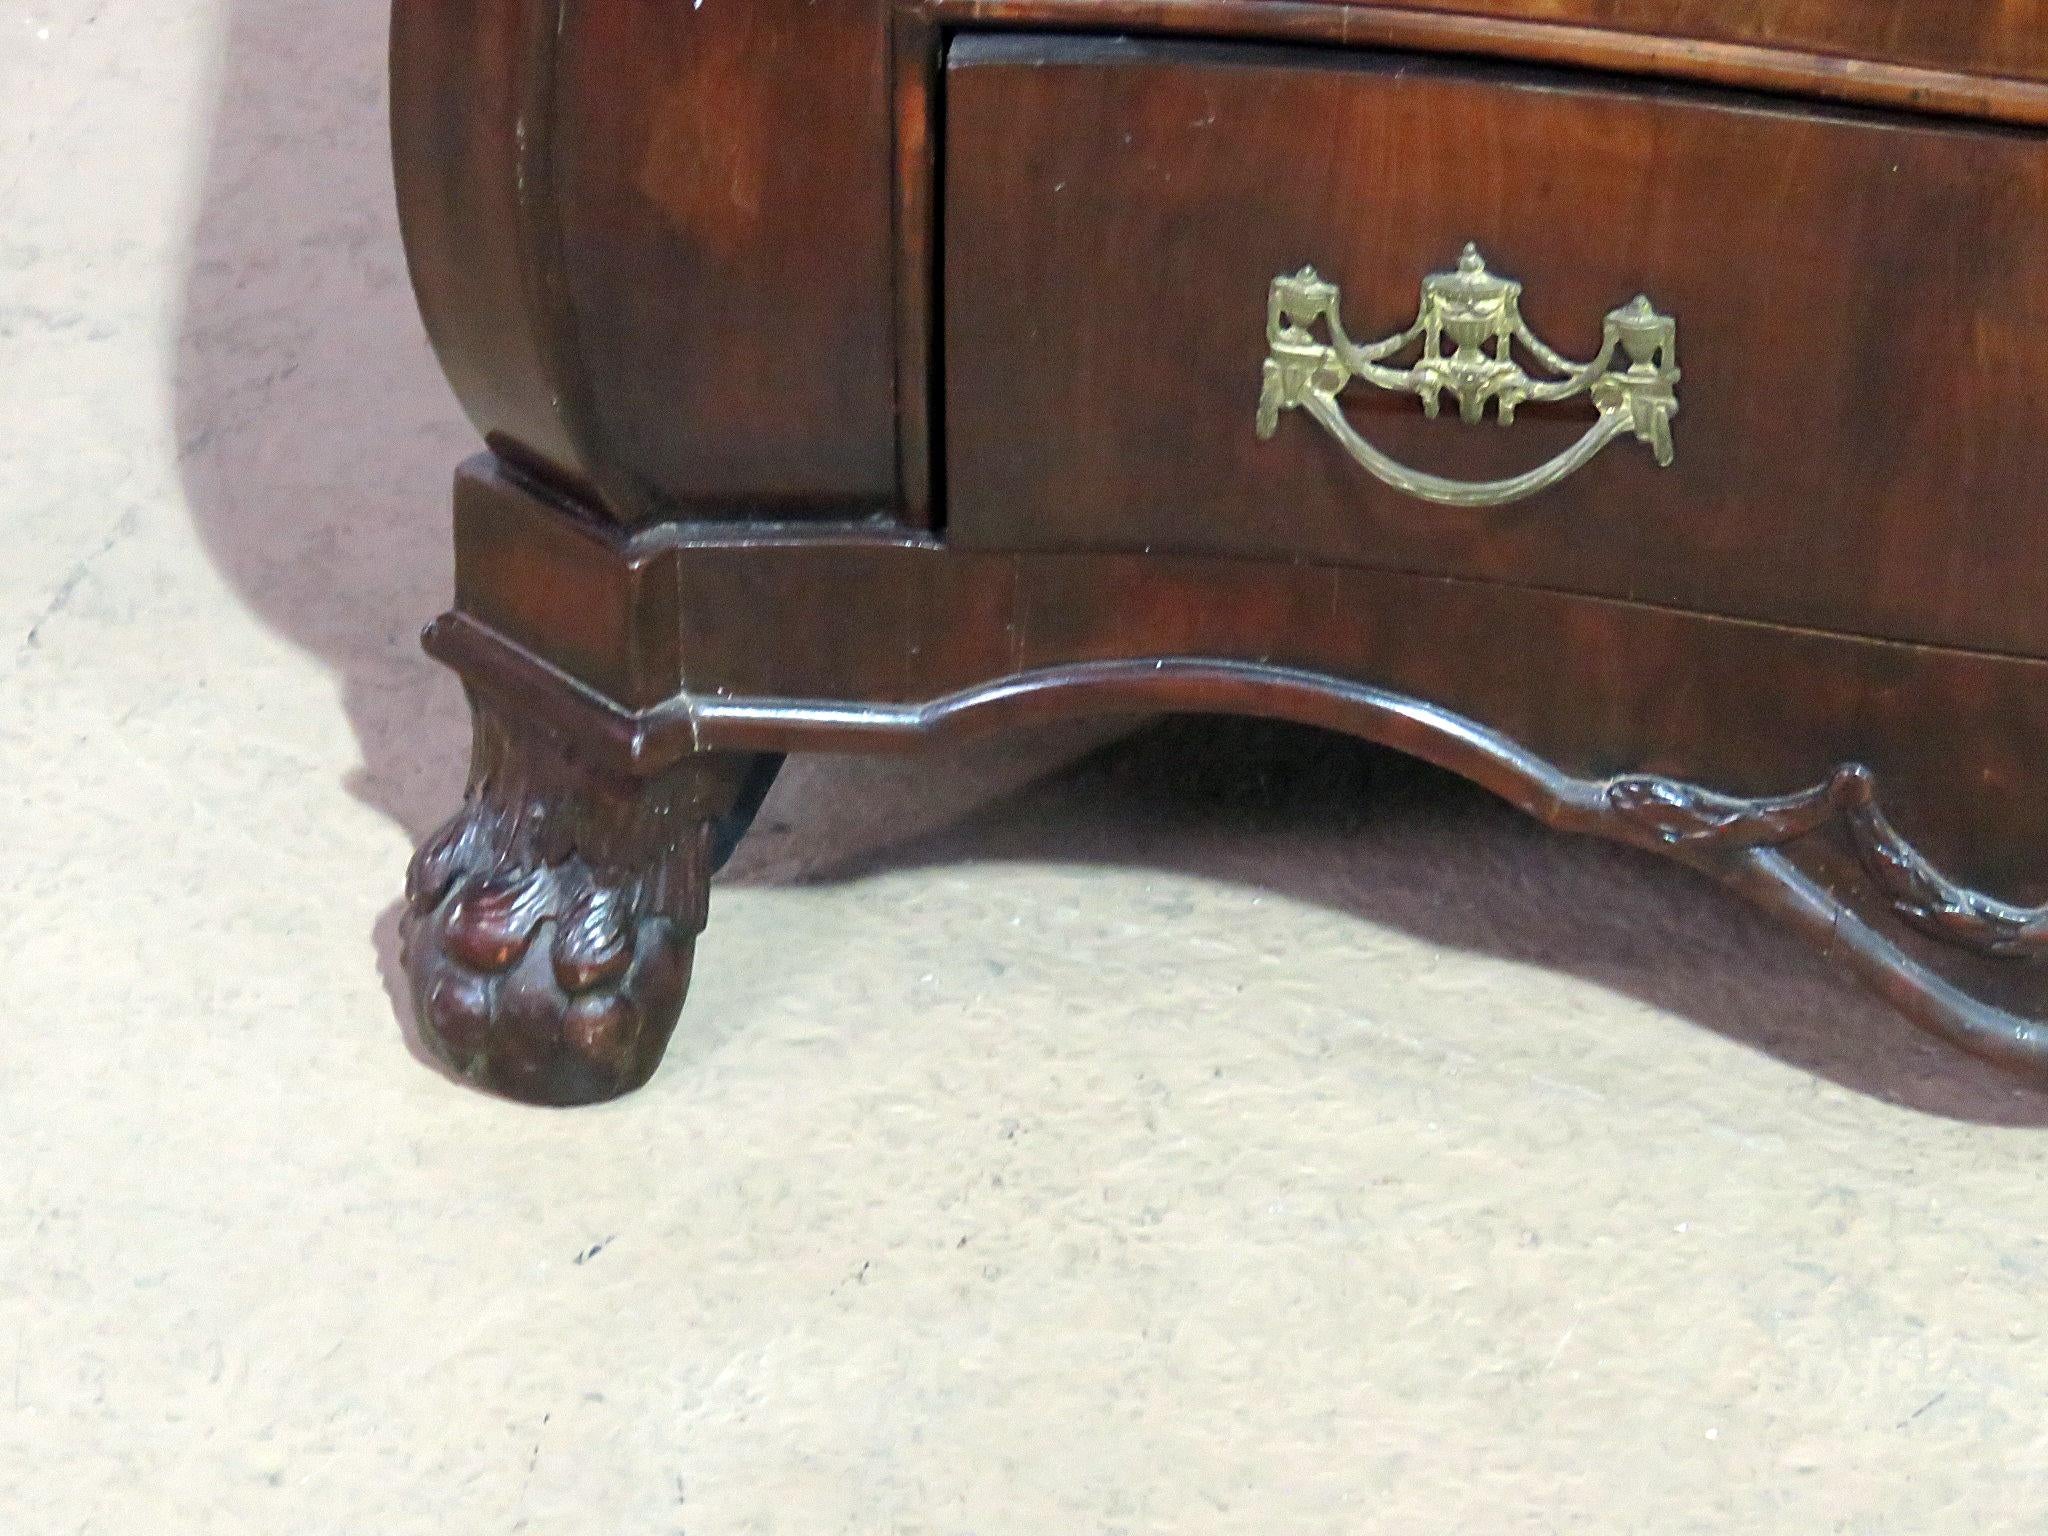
390,0 -> 2048,1103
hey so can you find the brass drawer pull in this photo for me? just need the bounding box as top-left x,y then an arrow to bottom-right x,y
1256,246 -> 1680,508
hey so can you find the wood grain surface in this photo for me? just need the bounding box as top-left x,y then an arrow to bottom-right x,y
945,36 -> 2048,657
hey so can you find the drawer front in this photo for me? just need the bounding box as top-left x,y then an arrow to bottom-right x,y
942,36 -> 2048,656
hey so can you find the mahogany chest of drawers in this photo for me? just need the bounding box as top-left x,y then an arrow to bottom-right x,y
391,0 -> 2048,1103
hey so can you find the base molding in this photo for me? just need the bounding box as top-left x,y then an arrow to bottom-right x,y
422,610 -> 2048,1084
411,454 -> 2048,1092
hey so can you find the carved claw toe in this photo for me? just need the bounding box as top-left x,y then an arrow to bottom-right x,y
402,851 -> 698,1105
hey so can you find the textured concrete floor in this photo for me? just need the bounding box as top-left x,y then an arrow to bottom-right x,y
10,1 -> 2048,1529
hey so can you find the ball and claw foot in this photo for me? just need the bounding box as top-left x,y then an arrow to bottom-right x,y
398,699 -> 777,1106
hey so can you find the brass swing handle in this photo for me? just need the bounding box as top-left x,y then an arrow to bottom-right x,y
1256,246 -> 1680,508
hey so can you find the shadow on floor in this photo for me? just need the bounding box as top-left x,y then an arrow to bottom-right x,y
166,2 -> 2048,1127
171,0 -> 469,1072
726,717 -> 2048,1129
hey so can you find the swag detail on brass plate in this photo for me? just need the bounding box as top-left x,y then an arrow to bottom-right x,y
1258,244 -> 1680,508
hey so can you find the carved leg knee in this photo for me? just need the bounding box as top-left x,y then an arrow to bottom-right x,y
400,697 -> 758,1105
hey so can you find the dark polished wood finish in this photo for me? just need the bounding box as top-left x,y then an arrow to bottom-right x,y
946,36 -> 2048,656
932,0 -> 2048,127
391,0 -> 899,524
402,698 -> 743,1104
393,0 -> 2048,1102
1297,0 -> 2048,90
